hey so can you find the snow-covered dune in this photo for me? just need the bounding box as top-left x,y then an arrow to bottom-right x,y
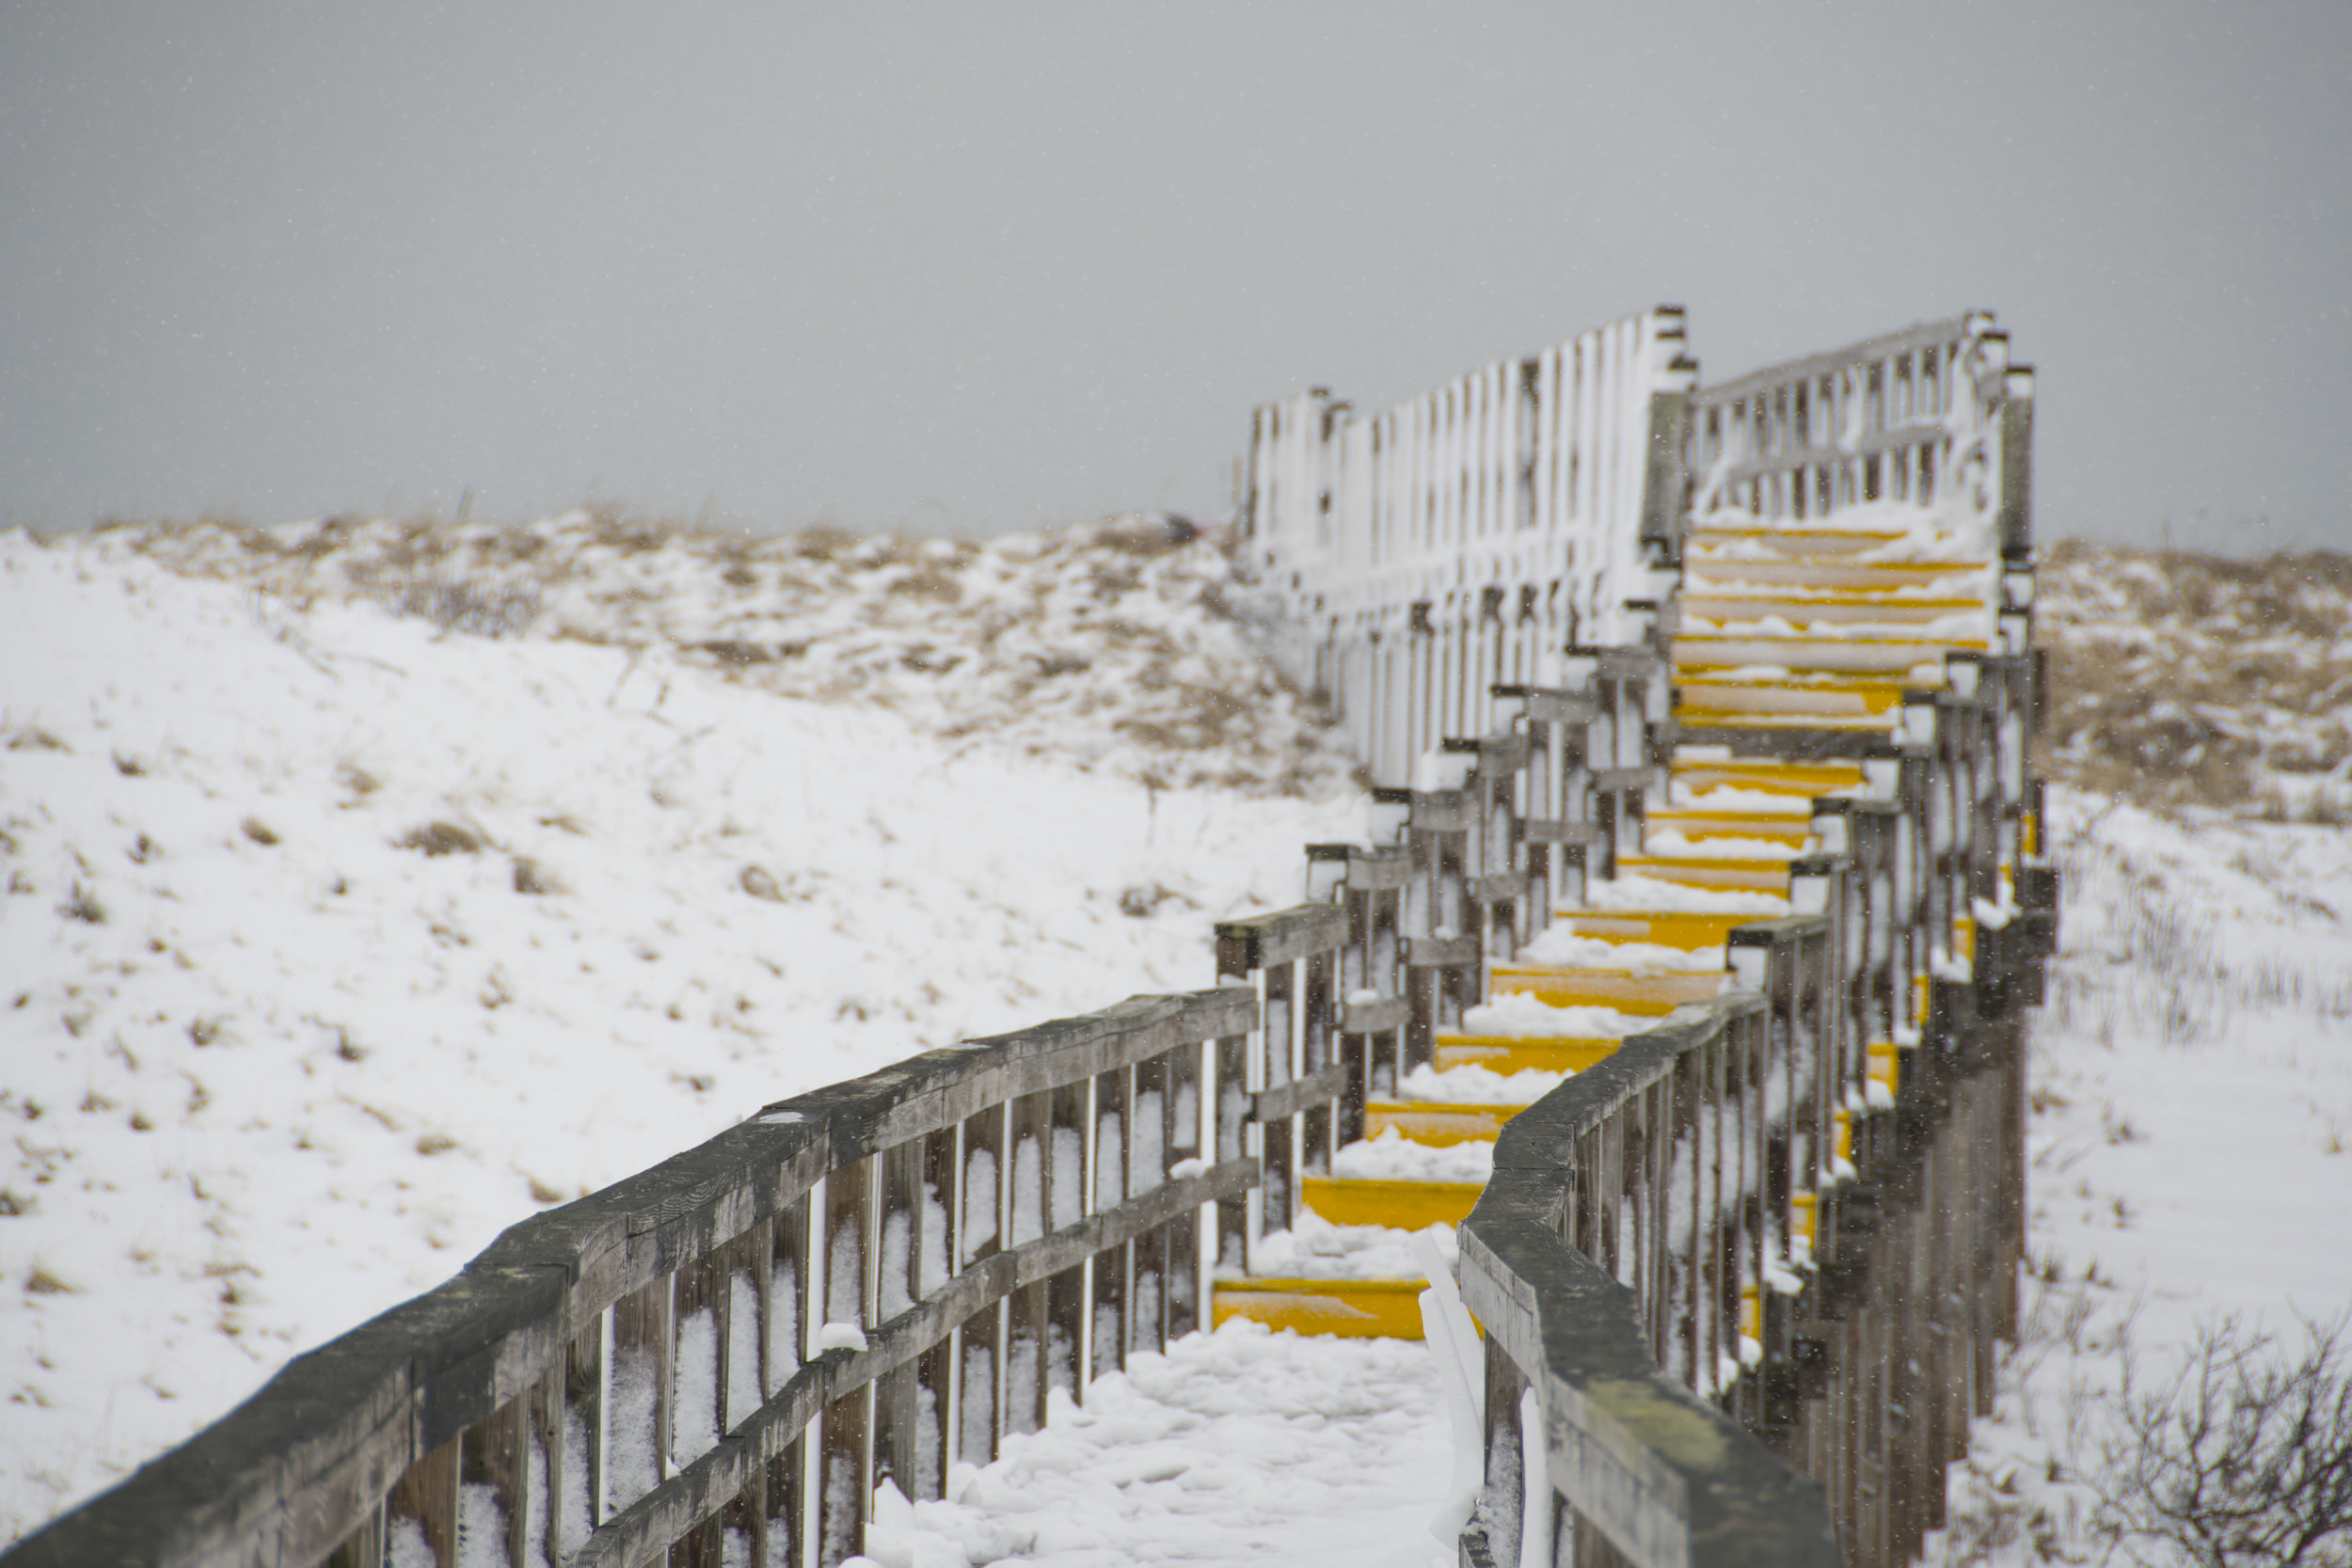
0,520 -> 1361,1540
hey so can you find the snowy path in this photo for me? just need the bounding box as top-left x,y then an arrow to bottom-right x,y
855,1323 -> 1451,1568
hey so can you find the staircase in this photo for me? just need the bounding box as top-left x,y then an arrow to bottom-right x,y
1211,505 -> 2003,1339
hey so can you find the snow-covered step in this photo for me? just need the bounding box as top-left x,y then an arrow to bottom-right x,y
1670,755 -> 1868,799
1676,673 -> 1911,729
1674,635 -> 1986,677
1643,810 -> 1814,847
1486,964 -> 1725,1012
1683,558 -> 1994,593
1433,1034 -> 1622,1075
1611,855 -> 1795,894
1301,1177 -> 1486,1229
1209,1278 -> 1431,1338
1362,1101 -> 1518,1145
1550,908 -> 1758,949
1681,594 -> 1993,629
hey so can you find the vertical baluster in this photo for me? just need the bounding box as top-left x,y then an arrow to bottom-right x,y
610,1279 -> 671,1512
1044,1082 -> 1088,1407
870,1138 -> 921,1502
957,1103 -> 1004,1465
1167,1037 -> 1205,1340
673,1254 -> 723,1470
559,1320 -> 601,1556
1131,1050 -> 1169,1357
815,1161 -> 871,1568
387,1438 -> 460,1568
1259,958 -> 1295,1232
1299,948 -> 1335,1174
1004,1091 -> 1052,1433
1212,1031 -> 1249,1278
458,1401 -> 526,1568
1091,1063 -> 1131,1380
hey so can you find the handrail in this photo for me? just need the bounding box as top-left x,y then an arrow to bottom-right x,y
10,990 -> 1264,1568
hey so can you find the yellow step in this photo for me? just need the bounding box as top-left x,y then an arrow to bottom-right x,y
1487,965 -> 1723,1013
1301,1176 -> 1485,1229
1687,525 -> 1915,551
1552,910 -> 1756,949
1676,683 -> 1910,728
1364,1101 -> 1520,1145
1434,1035 -> 1622,1074
1676,637 -> 1986,677
1612,857 -> 1792,894
1212,1278 -> 1433,1339
1680,594 -> 1990,626
1684,561 -> 1994,593
1645,812 -> 1813,847
1671,758 -> 1867,797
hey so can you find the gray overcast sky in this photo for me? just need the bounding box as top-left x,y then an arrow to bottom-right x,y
3,3 -> 2347,549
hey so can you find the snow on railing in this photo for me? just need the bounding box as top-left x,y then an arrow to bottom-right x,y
1240,309 -> 1696,784
1686,312 -> 2033,558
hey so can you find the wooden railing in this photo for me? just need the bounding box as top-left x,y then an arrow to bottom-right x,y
1242,309 -> 1694,783
10,991 -> 1266,1568
13,310 -> 2057,1568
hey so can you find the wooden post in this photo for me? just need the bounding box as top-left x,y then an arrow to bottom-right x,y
459,1396 -> 527,1567
1044,1082 -> 1087,1405
386,1436 -> 459,1567
1091,1064 -> 1131,1379
562,1320 -> 602,1550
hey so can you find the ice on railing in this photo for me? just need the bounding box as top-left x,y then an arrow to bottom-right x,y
1094,1109 -> 1124,1209
1010,1137 -> 1043,1244
1133,1270 -> 1163,1335
607,1341 -> 661,1511
962,1148 -> 999,1258
727,1270 -> 760,1425
1052,1126 -> 1083,1227
914,1385 -> 945,1504
828,1227 -> 863,1327
561,1404 -> 594,1554
674,1304 -> 721,1464
921,1184 -> 950,1297
1618,1195 -> 1640,1291
456,1482 -> 511,1568
960,1341 -> 995,1458
390,1518 -> 435,1568
767,1258 -> 801,1386
1007,1336 -> 1041,1437
525,1420 -> 554,1568
881,1212 -> 915,1319
1133,1090 -> 1165,1190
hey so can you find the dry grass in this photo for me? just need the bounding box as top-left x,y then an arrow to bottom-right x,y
2036,543 -> 2352,820
72,507 -> 1358,800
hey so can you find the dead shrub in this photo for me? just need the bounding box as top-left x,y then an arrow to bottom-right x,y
2086,1314 -> 2352,1568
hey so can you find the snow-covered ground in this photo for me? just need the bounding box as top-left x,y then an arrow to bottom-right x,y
0,519 -> 1364,1543
1923,789 -> 2352,1568
8,518 -> 2347,1566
